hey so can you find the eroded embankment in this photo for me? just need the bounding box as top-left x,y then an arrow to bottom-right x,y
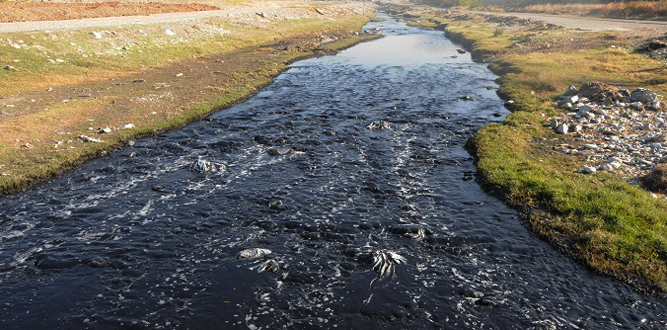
387,4 -> 667,294
0,2 -> 379,196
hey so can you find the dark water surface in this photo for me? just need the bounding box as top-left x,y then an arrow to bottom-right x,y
2,17 -> 666,330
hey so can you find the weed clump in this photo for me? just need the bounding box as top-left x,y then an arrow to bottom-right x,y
641,164 -> 667,193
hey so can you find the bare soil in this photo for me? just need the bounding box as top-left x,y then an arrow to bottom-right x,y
0,1 -> 219,23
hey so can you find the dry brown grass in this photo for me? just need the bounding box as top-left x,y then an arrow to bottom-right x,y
641,164 -> 667,193
521,1 -> 667,19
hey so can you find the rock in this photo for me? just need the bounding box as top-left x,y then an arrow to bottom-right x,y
314,8 -> 325,15
631,88 -> 658,103
89,257 -> 111,268
582,166 -> 597,174
651,142 -> 662,149
578,105 -> 594,114
79,135 -> 103,143
267,147 -> 293,156
99,127 -> 112,134
4,65 -> 17,71
236,248 -> 272,260
121,123 -> 135,129
555,123 -> 568,134
256,12 -> 267,18
563,85 -> 578,96
560,95 -> 578,104
164,29 -> 176,36
460,95 -> 475,101
456,48 -> 466,54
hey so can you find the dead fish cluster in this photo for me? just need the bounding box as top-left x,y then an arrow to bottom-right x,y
367,120 -> 392,130
372,249 -> 406,279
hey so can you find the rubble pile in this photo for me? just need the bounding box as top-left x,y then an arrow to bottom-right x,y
548,82 -> 666,177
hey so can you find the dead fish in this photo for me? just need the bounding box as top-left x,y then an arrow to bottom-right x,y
372,249 -> 406,279
249,259 -> 280,273
236,248 -> 272,260
367,120 -> 392,130
189,159 -> 216,173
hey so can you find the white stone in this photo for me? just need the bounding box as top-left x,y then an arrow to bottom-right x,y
555,124 -> 568,134
582,166 -> 597,174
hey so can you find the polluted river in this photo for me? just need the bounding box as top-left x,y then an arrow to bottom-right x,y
1,16 -> 667,330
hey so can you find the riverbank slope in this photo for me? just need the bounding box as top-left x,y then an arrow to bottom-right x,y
389,4 -> 667,294
0,1 -> 378,196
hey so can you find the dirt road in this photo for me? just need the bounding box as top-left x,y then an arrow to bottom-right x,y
0,1 -> 354,33
460,10 -> 667,33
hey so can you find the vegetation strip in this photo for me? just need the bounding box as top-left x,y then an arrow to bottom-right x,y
0,3 -> 378,196
390,5 -> 667,294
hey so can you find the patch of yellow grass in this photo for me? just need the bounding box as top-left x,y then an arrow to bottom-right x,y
522,1 -> 667,19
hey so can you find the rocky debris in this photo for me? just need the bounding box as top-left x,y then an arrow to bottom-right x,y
79,135 -> 103,143
636,34 -> 667,61
549,83 -> 667,178
372,249 -> 406,279
367,120 -> 392,130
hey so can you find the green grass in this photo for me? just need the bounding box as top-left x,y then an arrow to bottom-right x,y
409,9 -> 667,292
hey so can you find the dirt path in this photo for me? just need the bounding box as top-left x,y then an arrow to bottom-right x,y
460,10 -> 667,33
0,1 -> 219,23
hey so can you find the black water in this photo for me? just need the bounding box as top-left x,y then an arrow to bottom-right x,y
1,17 -> 666,330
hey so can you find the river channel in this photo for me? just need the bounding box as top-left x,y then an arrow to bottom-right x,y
1,16 -> 667,330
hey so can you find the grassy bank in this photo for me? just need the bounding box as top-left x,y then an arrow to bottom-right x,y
507,1 -> 667,20
0,3 -> 378,196
404,10 -> 667,293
